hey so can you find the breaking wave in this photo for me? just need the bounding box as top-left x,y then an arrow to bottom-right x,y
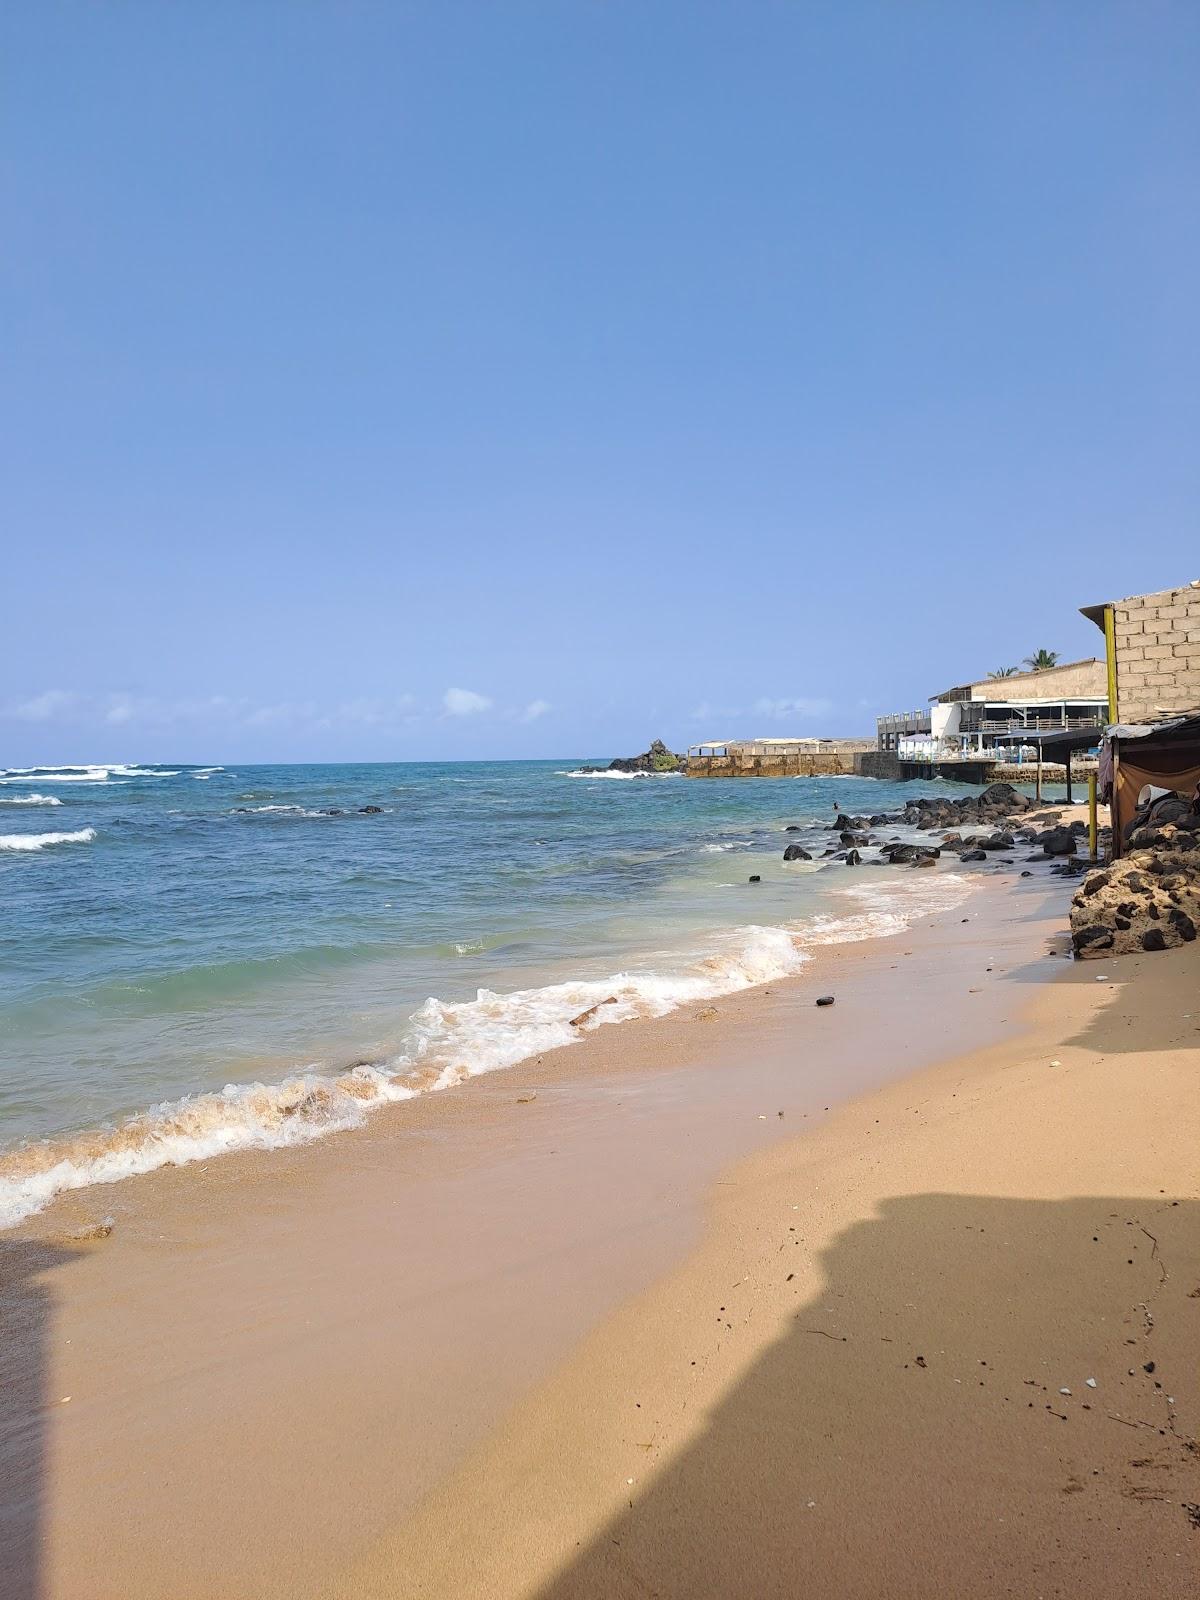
0,827 -> 96,853
0,870 -> 972,1228
0,793 -> 63,806
557,768 -> 681,780
0,765 -> 178,785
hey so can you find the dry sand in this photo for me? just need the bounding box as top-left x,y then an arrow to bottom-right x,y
334,937 -> 1200,1597
2,865 -> 1196,1600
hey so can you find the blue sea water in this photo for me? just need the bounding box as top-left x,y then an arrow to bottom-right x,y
0,759 -> 1039,1225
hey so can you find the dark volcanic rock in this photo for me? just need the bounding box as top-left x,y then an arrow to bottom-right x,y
783,844 -> 812,862
1070,819 -> 1200,958
1041,827 -> 1077,857
609,738 -> 683,773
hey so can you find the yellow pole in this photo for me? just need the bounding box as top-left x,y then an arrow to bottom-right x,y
1088,772 -> 1098,858
1104,605 -> 1118,722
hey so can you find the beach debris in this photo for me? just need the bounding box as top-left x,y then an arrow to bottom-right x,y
697,1006 -> 719,1022
1049,1059 -> 1062,1068
815,995 -> 835,1007
1086,1378 -> 1098,1388
1059,1387 -> 1072,1395
72,1219 -> 114,1242
568,997 -> 618,1028
914,1355 -> 927,1368
516,1092 -> 537,1103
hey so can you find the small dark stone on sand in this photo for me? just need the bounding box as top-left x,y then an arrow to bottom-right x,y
748,875 -> 761,884
815,995 -> 835,1007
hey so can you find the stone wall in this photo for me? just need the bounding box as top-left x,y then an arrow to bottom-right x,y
855,751 -> 904,780
1113,583 -> 1200,723
686,750 -> 862,778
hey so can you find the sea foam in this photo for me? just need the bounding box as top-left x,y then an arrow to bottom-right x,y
0,827 -> 96,852
0,793 -> 63,806
0,869 -> 972,1228
0,765 -> 177,785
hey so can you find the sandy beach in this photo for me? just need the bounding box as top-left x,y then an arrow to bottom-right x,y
335,909 -> 1199,1599
2,862 -> 1197,1600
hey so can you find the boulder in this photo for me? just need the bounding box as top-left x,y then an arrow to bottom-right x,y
1041,827 -> 1076,857
783,844 -> 812,862
1070,821 -> 1200,958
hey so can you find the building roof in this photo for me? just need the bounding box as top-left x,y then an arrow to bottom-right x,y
929,658 -> 1106,703
1081,579 -> 1200,629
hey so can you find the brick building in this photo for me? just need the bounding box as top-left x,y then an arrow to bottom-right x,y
1081,580 -> 1200,723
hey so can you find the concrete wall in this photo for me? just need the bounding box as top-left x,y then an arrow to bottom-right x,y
686,750 -> 862,778
962,659 -> 1107,701
855,751 -> 904,780
1113,584 -> 1200,723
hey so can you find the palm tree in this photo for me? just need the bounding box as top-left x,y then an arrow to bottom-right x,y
1022,649 -> 1060,672
989,666 -> 1019,678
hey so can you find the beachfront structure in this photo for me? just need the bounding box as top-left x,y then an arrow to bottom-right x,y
686,737 -> 871,778
1080,579 -> 1200,724
876,659 -> 1108,764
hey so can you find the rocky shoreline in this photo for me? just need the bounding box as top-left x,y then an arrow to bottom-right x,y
1069,813 -> 1200,957
800,781 -> 1099,873
789,777 -> 1199,962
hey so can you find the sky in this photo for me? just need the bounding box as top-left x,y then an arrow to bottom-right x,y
3,2 -> 1198,764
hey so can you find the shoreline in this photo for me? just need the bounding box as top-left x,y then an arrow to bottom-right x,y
0,788 -> 1090,1233
0,864 -> 1118,1599
335,917 -> 1200,1600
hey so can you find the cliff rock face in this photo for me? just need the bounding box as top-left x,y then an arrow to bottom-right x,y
1070,816 -> 1200,957
609,739 -> 684,773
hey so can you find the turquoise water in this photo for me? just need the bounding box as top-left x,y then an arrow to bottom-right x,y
0,760 -> 1033,1224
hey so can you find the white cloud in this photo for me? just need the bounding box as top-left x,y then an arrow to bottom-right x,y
103,693 -> 146,725
689,701 -> 742,724
518,698 -> 551,723
752,696 -> 834,720
13,690 -> 77,722
331,695 -> 417,727
443,687 -> 492,717
243,701 -> 318,729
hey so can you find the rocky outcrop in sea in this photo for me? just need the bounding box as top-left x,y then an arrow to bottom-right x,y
575,739 -> 685,775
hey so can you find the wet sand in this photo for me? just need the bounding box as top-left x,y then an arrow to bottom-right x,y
2,866 -> 1195,1598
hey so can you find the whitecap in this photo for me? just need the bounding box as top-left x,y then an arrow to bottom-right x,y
0,828 -> 96,852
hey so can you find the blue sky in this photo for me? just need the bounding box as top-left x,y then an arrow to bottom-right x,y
3,2 -> 1198,763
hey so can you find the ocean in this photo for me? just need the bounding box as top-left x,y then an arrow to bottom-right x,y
0,759 -> 1018,1227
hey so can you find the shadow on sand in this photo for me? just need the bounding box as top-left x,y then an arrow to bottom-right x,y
0,1241 -> 76,1600
535,1192 -> 1199,1600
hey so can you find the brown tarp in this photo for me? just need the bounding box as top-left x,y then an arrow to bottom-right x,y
1113,746 -> 1200,850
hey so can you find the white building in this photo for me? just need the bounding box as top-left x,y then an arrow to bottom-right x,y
877,659 -> 1109,762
